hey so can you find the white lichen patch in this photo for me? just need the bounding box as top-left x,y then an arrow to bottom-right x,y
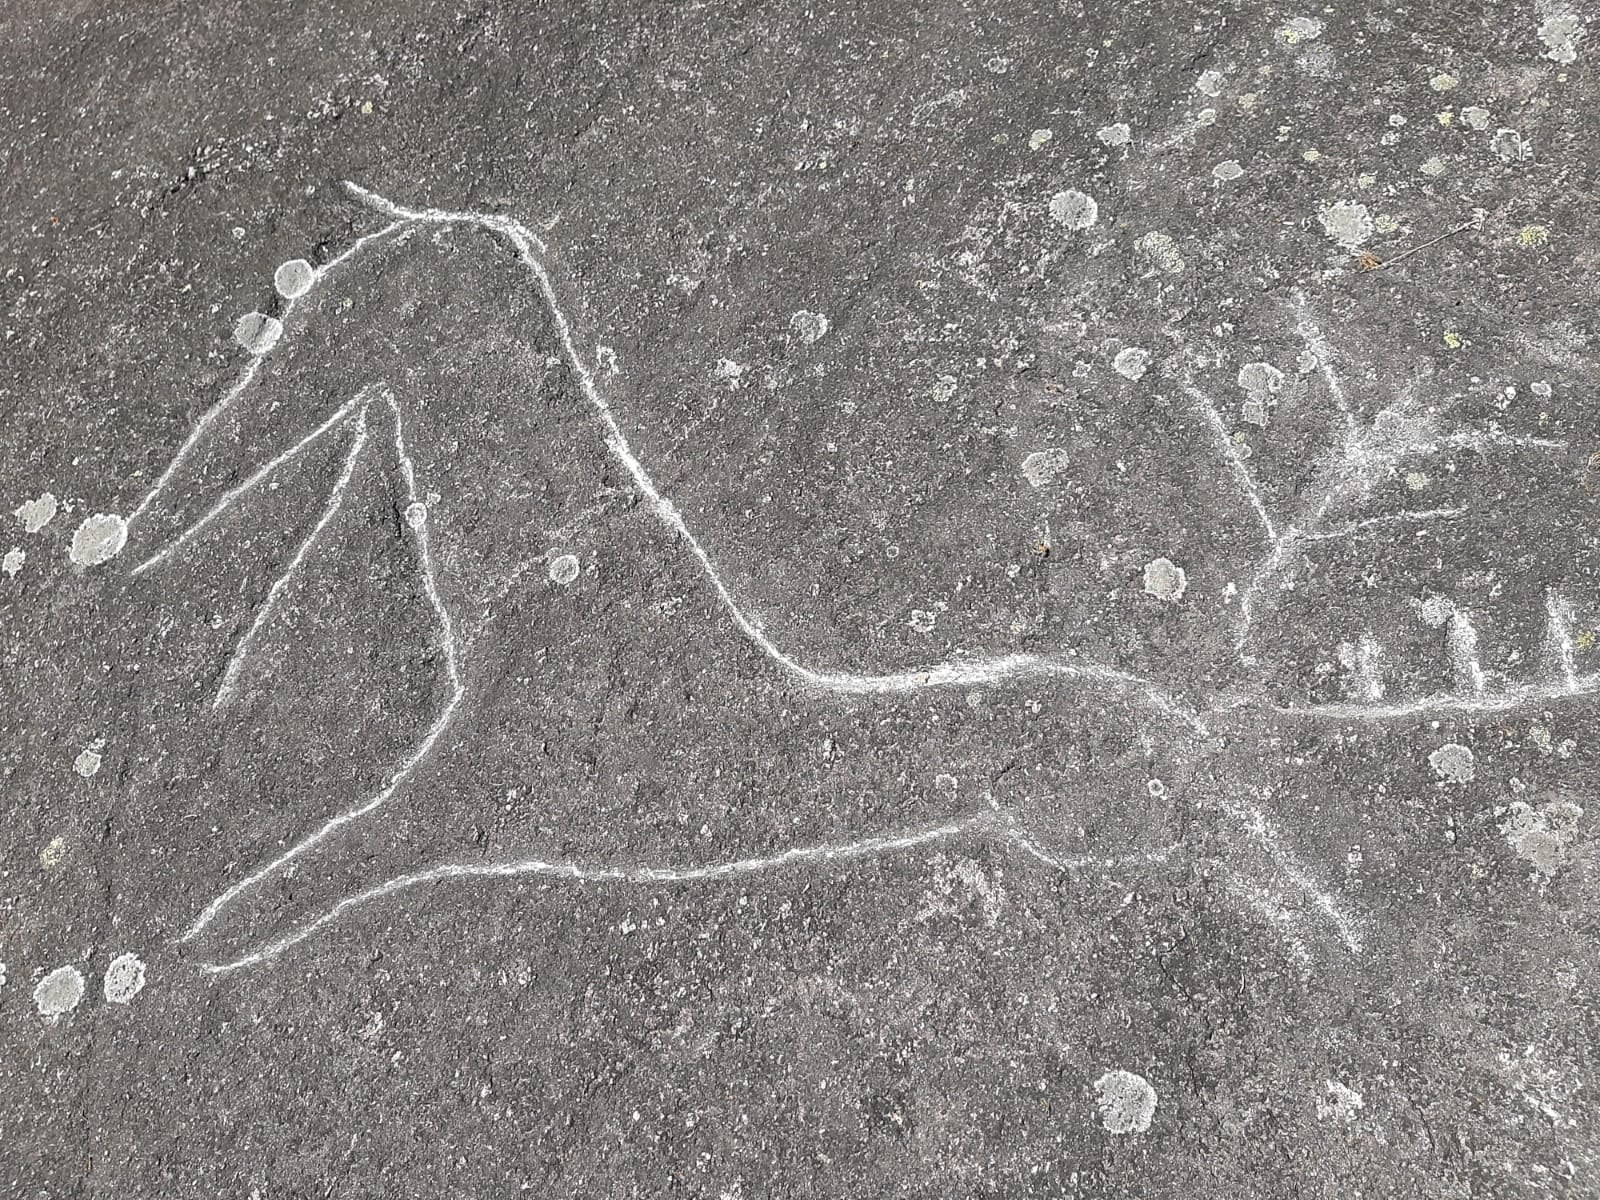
1195,69 -> 1226,97
1491,128 -> 1528,163
273,258 -> 316,300
1428,742 -> 1475,784
714,358 -> 747,389
908,608 -> 937,634
1538,12 -> 1585,64
14,492 -> 58,533
2,547 -> 23,577
917,853 -> 1007,926
1142,557 -> 1188,602
34,965 -> 85,1018
1112,347 -> 1152,381
1420,156 -> 1448,177
1461,105 -> 1491,131
1028,128 -> 1054,151
1417,593 -> 1457,627
73,741 -> 103,779
103,953 -> 147,1004
789,310 -> 831,344
1048,189 -> 1099,231
1499,798 -> 1584,877
548,553 -> 581,585
1296,43 -> 1338,76
1318,199 -> 1374,250
1237,361 -> 1285,426
1212,160 -> 1244,182
233,311 -> 283,355
1020,448 -> 1071,487
1429,72 -> 1459,91
1093,1069 -> 1158,1134
1279,16 -> 1324,43
1134,230 -> 1185,274
69,513 -> 127,566
1316,1080 -> 1365,1123
1096,122 -> 1132,147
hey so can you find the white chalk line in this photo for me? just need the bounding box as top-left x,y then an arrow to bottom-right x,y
1446,610 -> 1486,695
1354,633 -> 1385,702
382,389 -> 465,693
125,221 -> 405,527
130,392 -> 373,576
179,390 -> 470,943
1298,507 -> 1465,542
161,184 -> 1600,971
1005,826 -> 1177,874
1211,789 -> 1364,953
1546,588 -> 1577,689
1234,539 -> 1292,654
1184,384 -> 1278,546
195,810 -> 1198,974
199,813 -> 996,973
213,398 -> 373,709
143,182 -> 1215,963
1292,291 -> 1358,444
1278,672 -> 1600,722
1220,289 -> 1574,709
1223,873 -> 1313,968
342,184 -> 1209,726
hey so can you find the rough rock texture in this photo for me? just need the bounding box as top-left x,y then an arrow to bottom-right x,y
2,2 -> 1597,1196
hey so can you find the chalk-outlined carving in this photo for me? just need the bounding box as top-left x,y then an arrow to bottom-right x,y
1182,293 -> 1587,722
106,183 -> 1591,976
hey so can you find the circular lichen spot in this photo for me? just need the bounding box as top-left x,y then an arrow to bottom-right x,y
1417,593 -> 1456,627
1278,15 -> 1324,43
1142,557 -> 1188,602
548,553 -> 581,585
1048,189 -> 1099,231
14,492 -> 58,533
73,744 -> 102,778
1318,200 -> 1374,250
34,965 -> 85,1018
1134,230 -> 1185,274
1094,1069 -> 1158,1134
789,310 -> 831,345
1428,742 -> 1475,784
1238,361 -> 1284,394
273,258 -> 316,300
233,311 -> 284,355
69,513 -> 128,566
1112,347 -> 1152,381
1020,448 -> 1071,488
103,953 -> 147,1005
1238,361 -> 1286,426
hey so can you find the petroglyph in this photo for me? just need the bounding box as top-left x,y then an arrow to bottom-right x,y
86,182 -> 1593,981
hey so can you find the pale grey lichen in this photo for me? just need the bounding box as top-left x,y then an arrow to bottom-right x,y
1094,1069 -> 1158,1134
